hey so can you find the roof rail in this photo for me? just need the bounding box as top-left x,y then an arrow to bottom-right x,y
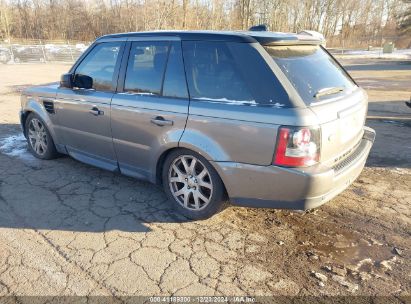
249,25 -> 268,32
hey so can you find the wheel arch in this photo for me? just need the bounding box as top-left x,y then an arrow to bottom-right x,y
155,147 -> 180,185
22,99 -> 57,141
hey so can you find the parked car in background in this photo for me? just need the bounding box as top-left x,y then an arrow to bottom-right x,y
19,30 -> 375,219
75,43 -> 89,53
45,45 -> 83,62
12,45 -> 45,63
0,47 -> 12,63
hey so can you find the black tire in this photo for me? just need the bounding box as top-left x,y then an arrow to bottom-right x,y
162,149 -> 227,220
25,113 -> 58,160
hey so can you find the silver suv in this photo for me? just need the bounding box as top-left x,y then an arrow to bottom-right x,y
20,31 -> 375,219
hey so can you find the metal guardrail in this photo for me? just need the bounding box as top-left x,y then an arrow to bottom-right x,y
0,40 -> 90,64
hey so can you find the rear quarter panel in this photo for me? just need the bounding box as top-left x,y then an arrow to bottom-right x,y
180,101 -> 319,165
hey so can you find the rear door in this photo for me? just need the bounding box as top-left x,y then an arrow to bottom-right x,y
111,38 -> 189,180
55,41 -> 125,170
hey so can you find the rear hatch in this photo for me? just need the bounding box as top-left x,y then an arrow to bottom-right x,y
264,43 -> 367,167
307,89 -> 367,167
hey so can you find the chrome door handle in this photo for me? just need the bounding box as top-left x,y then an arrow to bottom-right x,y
89,107 -> 104,116
150,116 -> 173,126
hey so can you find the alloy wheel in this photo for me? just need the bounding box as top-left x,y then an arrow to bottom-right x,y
28,118 -> 48,156
168,155 -> 213,211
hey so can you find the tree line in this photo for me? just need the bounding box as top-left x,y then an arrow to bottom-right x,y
0,0 -> 410,48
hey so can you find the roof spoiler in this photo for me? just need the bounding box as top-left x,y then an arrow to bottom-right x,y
253,35 -> 323,46
264,38 -> 323,46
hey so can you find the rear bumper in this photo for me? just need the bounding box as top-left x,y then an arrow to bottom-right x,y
212,126 -> 376,210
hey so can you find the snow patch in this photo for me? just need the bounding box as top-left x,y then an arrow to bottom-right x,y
391,168 -> 410,175
271,102 -> 285,108
0,133 -> 38,162
335,48 -> 411,59
195,97 -> 285,108
195,97 -> 257,106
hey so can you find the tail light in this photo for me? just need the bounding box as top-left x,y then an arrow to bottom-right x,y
273,126 -> 320,167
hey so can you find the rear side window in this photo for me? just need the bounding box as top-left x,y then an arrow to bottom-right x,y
75,42 -> 122,91
124,41 -> 169,95
183,41 -> 290,107
264,45 -> 356,104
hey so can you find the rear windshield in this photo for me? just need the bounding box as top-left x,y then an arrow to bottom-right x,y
264,45 -> 356,104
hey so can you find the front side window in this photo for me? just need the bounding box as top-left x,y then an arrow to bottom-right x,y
264,45 -> 356,104
124,41 -> 169,95
75,42 -> 122,91
182,41 -> 290,107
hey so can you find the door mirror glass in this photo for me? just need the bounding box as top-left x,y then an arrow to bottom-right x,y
73,74 -> 93,89
60,73 -> 73,88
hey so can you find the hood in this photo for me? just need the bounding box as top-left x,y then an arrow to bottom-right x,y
22,82 -> 60,99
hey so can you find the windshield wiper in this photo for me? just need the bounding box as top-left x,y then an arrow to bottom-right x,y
313,86 -> 344,99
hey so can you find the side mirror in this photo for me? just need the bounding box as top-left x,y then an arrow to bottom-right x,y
73,74 -> 93,89
60,73 -> 73,88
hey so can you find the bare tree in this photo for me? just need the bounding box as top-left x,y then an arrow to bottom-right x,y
0,0 -> 408,48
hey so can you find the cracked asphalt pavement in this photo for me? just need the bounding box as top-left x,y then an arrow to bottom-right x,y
0,61 -> 410,298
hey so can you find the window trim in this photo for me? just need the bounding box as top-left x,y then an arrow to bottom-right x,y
69,41 -> 126,93
161,41 -> 191,99
159,45 -> 172,96
127,36 -> 180,42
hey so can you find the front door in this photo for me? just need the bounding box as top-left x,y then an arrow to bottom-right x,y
111,39 -> 189,180
55,41 -> 125,170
